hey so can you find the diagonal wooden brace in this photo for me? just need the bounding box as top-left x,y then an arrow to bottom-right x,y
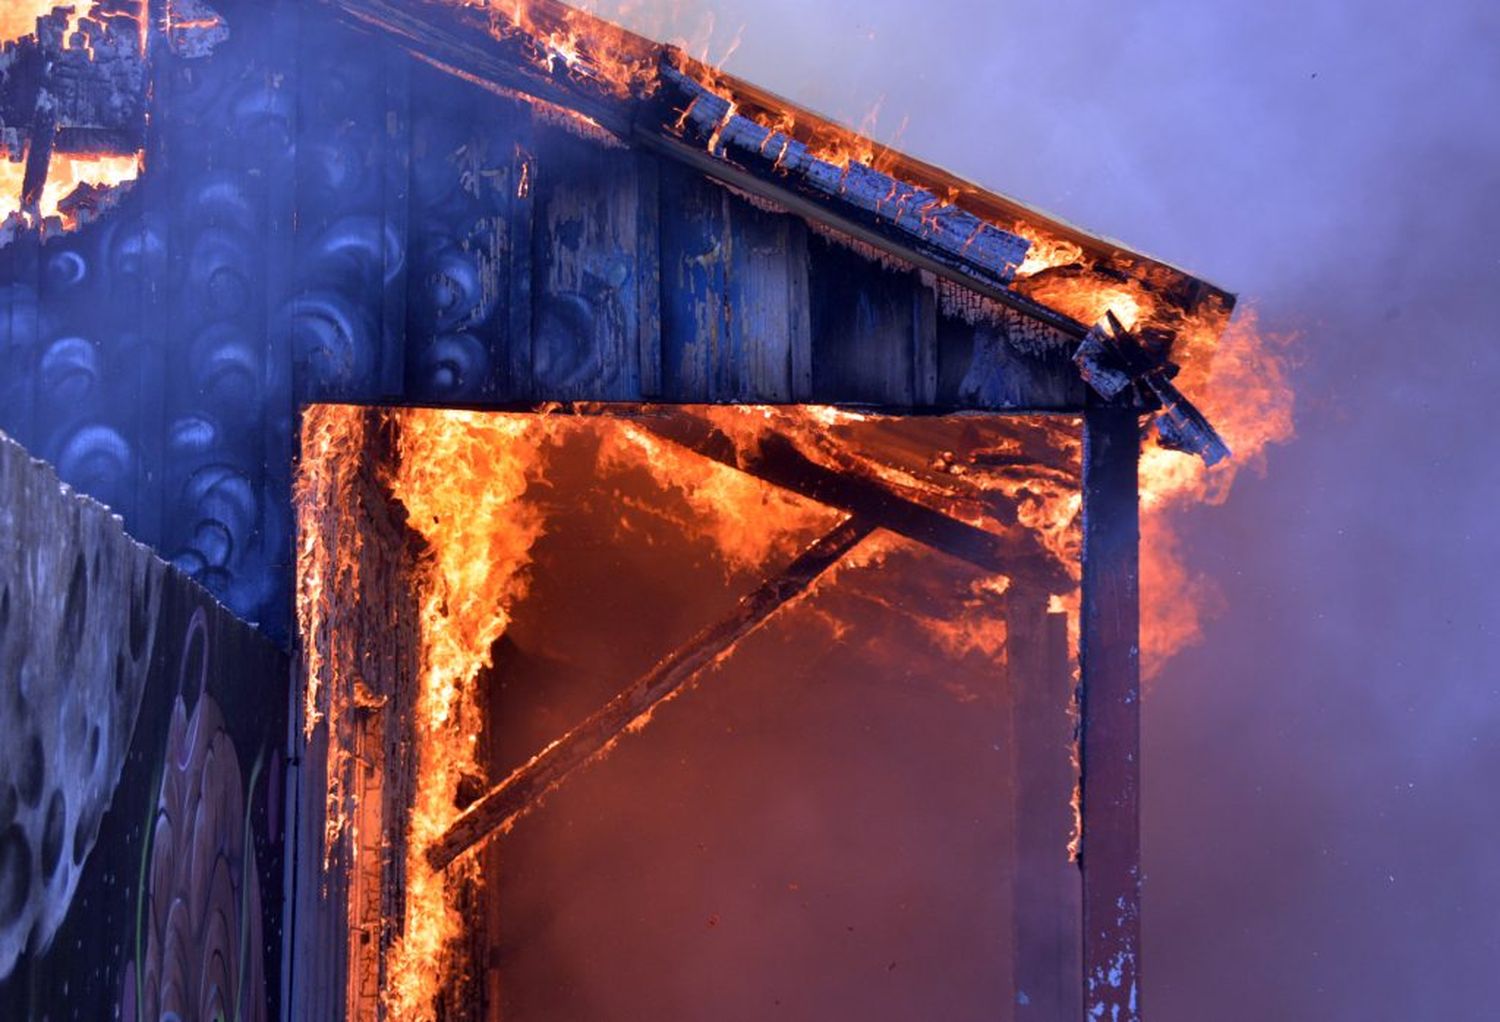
425,514 -> 877,871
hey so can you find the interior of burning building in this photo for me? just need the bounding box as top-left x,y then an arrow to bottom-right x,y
297,405 -> 1084,1020
0,1 -> 1247,1020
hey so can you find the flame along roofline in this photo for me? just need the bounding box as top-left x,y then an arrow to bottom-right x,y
700,57 -> 1236,310
323,0 -> 1235,344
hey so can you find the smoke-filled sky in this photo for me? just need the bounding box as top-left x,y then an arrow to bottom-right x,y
580,1 -> 1500,1017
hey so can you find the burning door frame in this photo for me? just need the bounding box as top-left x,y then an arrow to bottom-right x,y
292,400 -> 1138,1022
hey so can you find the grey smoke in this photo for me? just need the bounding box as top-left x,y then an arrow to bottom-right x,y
589,0 -> 1500,1017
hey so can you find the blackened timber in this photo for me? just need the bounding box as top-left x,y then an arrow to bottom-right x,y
913,273 -> 940,406
637,414 -> 1070,593
659,63 -> 1029,286
426,515 -> 876,870
1079,405 -> 1143,1022
1074,313 -> 1230,466
635,130 -> 1088,340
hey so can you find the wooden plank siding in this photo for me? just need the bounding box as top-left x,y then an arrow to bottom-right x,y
380,58 -> 1084,412
659,164 -> 811,402
808,233 -> 918,406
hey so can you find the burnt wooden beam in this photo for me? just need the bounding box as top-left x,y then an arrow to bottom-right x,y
18,103 -> 53,216
425,514 -> 876,870
1075,312 -> 1230,466
635,129 -> 1088,340
657,63 -> 1030,285
1079,403 -> 1143,1022
636,412 -> 1070,592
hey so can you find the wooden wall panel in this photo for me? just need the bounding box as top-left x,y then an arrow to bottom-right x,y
660,164 -> 728,400
532,135 -> 647,400
939,291 -> 1086,410
659,165 -> 811,402
402,64 -> 532,404
728,204 -> 809,402
808,232 -> 918,406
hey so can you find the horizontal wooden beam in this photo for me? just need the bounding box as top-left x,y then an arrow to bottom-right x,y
636,413 -> 1071,592
425,515 -> 876,870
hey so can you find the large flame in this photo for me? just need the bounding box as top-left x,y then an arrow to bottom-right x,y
1138,308 -> 1296,676
595,419 -> 834,574
298,404 -> 1086,1016
358,406 -> 930,1018
378,409 -> 555,1019
0,2 -> 77,42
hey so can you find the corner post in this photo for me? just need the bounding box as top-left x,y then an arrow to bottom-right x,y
1080,404 -> 1142,1021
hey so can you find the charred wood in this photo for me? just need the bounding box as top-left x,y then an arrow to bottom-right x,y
1074,312 -> 1230,466
1080,405 -> 1143,1022
658,63 -> 1030,287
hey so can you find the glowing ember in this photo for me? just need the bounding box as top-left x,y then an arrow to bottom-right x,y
1,3 -> 147,233
0,2 -> 75,42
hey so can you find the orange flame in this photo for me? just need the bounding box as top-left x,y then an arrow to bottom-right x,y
379,409 -> 555,1020
2,152 -> 144,233
1137,308 -> 1297,676
596,420 -> 836,574
0,2 -> 75,42
1,4 -> 147,234
370,406 -> 853,1018
298,404 -> 1091,1013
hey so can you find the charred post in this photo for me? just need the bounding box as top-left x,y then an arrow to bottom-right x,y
1080,403 -> 1143,1022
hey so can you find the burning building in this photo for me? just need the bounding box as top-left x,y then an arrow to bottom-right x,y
0,1 -> 1272,1020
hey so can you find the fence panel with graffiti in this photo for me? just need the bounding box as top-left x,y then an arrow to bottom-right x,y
0,429 -> 289,1020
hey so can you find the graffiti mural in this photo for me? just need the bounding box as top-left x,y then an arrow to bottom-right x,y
0,430 -> 287,1020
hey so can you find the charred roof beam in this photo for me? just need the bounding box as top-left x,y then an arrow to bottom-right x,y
656,62 -> 1032,291
1074,312 -> 1231,466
